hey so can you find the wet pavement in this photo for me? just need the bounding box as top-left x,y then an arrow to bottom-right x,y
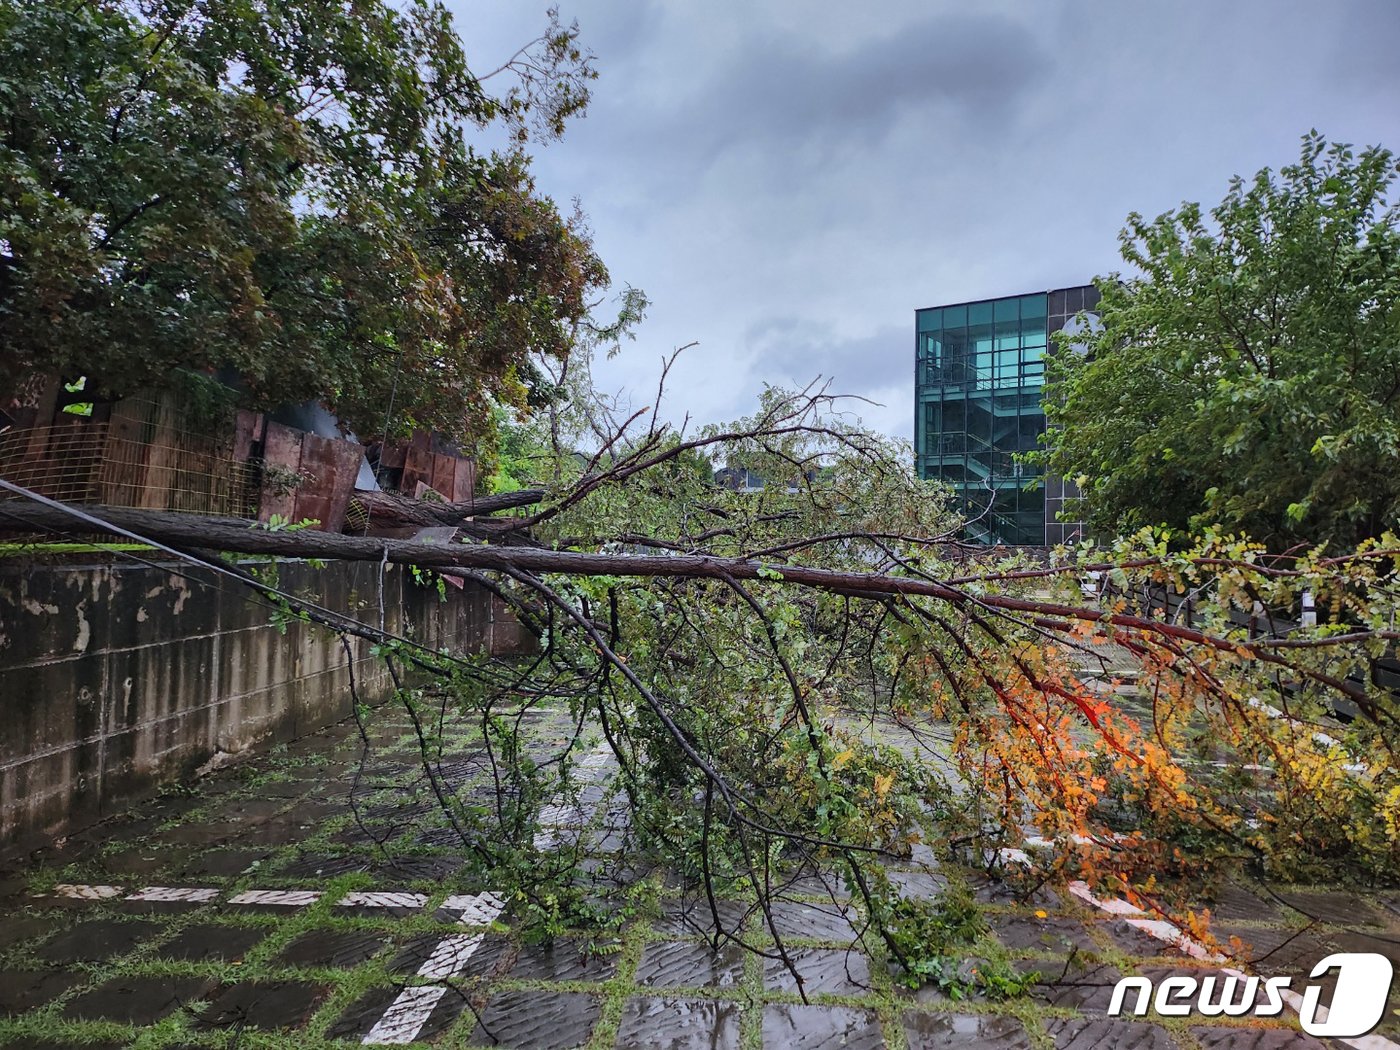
1,700 -> 1398,1048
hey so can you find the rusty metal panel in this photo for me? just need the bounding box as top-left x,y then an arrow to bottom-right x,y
401,431 -> 433,495
450,457 -> 475,502
292,434 -> 363,532
259,422 -> 304,523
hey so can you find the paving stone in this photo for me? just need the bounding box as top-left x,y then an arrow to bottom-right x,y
0,970 -> 84,1016
764,947 -> 873,995
62,975 -> 217,1024
468,989 -> 601,1049
615,996 -> 741,1050
987,913 -> 1097,953
156,923 -> 268,962
888,870 -> 949,900
781,870 -> 853,900
903,1012 -> 1031,1049
278,929 -> 392,968
194,979 -> 329,1031
509,938 -> 618,982
275,853 -> 371,878
370,854 -> 466,881
1211,923 -> 1318,967
1045,1019 -> 1180,1049
762,1004 -> 883,1050
179,848 -> 271,878
1099,918 -> 1192,958
118,885 -> 221,914
1197,883 -> 1284,923
0,915 -> 58,951
334,889 -> 429,915
1275,890 -> 1384,927
635,940 -> 746,988
1216,929 -> 1337,977
35,918 -> 162,964
1188,1026 -> 1329,1049
100,845 -> 193,877
767,899 -> 862,942
1014,956 -> 1123,1010
390,932 -> 510,978
655,897 -> 751,937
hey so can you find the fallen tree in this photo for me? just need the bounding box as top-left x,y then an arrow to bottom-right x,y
3,379 -> 1398,995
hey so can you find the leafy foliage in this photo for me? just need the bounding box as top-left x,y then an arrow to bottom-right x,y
1042,132 -> 1400,550
0,0 -> 627,445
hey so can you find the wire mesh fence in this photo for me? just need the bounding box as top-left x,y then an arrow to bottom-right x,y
0,394 -> 259,518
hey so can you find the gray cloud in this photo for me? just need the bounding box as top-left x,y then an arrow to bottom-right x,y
449,1 -> 1400,443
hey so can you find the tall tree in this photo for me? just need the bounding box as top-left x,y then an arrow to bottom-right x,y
1042,133 -> 1400,550
0,0 -> 623,446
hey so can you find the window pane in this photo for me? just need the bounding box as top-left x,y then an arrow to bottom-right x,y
943,305 -> 966,328
917,308 -> 942,333
968,301 -> 993,326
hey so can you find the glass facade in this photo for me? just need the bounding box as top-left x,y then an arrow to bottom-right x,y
914,286 -> 1098,545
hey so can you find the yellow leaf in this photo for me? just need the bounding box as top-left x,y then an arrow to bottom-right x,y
873,772 -> 894,798
832,749 -> 855,771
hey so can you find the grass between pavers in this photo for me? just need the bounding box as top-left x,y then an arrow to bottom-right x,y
9,701 -> 1396,1048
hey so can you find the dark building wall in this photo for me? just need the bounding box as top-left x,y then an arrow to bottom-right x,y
0,559 -> 519,850
914,283 -> 1099,546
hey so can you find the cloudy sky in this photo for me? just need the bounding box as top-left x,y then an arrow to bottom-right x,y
447,0 -> 1400,441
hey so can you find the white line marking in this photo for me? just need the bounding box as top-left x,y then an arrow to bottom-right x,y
1066,880 -> 1145,916
50,884 -> 123,899
125,886 -> 219,903
337,891 -> 428,910
227,889 -> 322,906
416,933 -> 485,978
441,891 -> 507,926
361,985 -> 447,1045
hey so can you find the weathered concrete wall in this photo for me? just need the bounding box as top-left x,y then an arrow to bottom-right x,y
0,559 -> 516,850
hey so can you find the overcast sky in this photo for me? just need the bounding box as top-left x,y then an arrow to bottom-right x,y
446,0 -> 1400,441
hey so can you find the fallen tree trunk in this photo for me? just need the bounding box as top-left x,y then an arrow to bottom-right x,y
0,500 -> 1373,706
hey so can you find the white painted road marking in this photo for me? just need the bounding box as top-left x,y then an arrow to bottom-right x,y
337,891 -> 429,910
440,891 -> 507,926
361,985 -> 449,1045
227,889 -> 323,906
416,933 -> 486,979
51,884 -> 123,899
126,886 -> 220,903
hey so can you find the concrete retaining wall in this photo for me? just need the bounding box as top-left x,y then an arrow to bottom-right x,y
0,559 -> 520,851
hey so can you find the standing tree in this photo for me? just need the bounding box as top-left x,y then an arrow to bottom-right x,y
0,0 -> 628,448
1042,133 -> 1400,551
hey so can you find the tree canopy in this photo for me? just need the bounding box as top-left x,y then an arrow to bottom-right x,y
1043,133 -> 1400,551
0,0 -> 630,445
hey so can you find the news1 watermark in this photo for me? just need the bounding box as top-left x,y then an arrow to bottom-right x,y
1107,953 -> 1395,1038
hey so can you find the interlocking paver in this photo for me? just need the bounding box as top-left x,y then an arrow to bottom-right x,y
615,996 -> 741,1050
1045,1018 -> 1181,1049
155,923 -> 268,962
62,974 -> 216,1024
904,1011 -> 1032,1049
635,940 -> 746,988
193,979 -> 329,1031
467,989 -> 601,1049
508,938 -> 618,982
762,1003 -> 883,1050
763,946 -> 873,995
0,970 -> 83,1016
34,918 -> 161,965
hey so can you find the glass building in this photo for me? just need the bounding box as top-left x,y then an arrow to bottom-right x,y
914,285 -> 1099,545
